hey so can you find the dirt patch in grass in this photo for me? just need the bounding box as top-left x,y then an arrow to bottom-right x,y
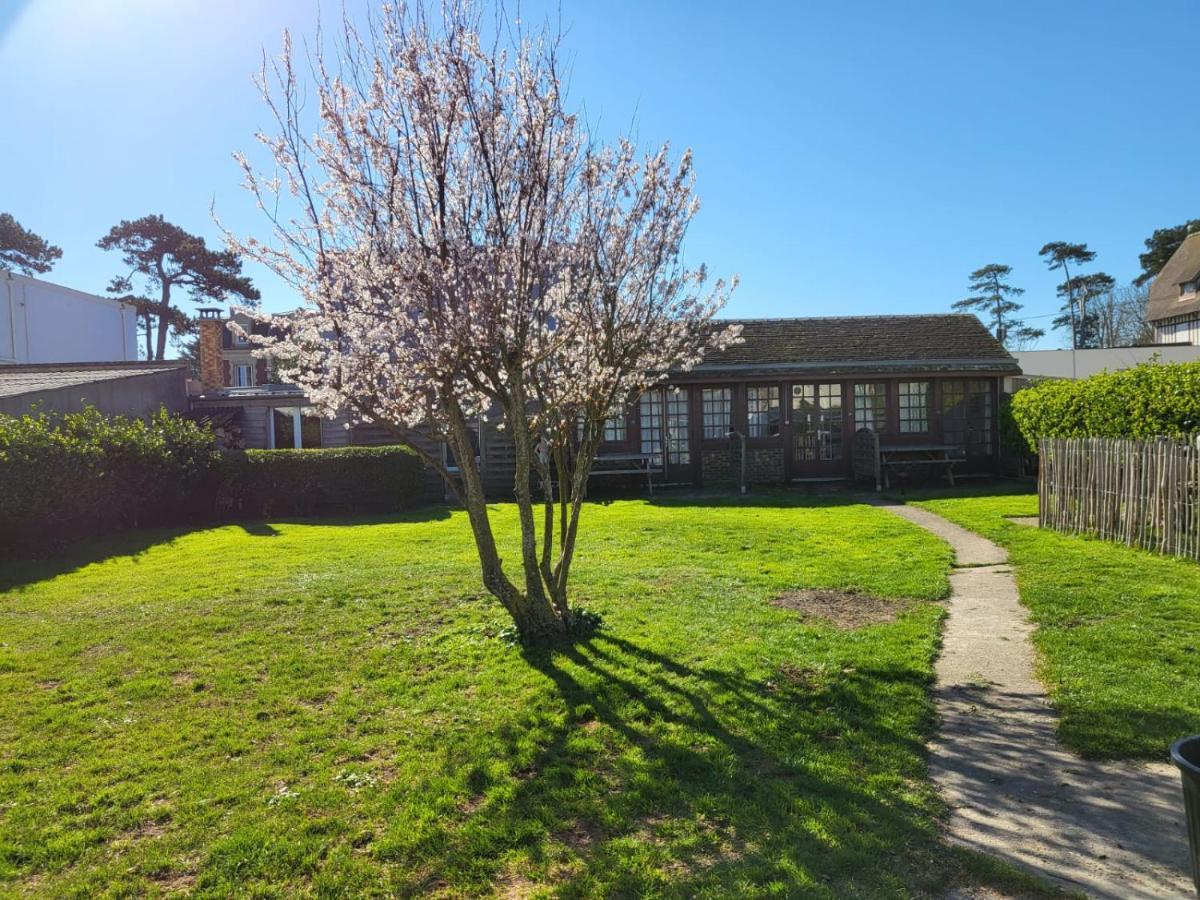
773,589 -> 909,629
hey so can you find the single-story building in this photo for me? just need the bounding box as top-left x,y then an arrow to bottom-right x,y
192,309 -> 1018,490
0,361 -> 189,419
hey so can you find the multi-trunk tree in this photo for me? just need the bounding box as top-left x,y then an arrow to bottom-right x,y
98,215 -> 259,361
952,263 -> 1043,348
1038,241 -> 1114,350
228,1 -> 737,641
0,213 -> 62,276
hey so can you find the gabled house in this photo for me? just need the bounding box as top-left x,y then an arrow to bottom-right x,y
1148,231 -> 1200,345
190,307 -> 1017,489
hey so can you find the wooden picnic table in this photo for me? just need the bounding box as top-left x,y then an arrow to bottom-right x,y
878,442 -> 959,488
589,452 -> 662,494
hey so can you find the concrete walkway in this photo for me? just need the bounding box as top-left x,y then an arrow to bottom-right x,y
882,503 -> 1191,899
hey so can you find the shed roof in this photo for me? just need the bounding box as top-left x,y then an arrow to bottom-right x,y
683,314 -> 1018,378
1148,232 -> 1200,323
0,362 -> 186,399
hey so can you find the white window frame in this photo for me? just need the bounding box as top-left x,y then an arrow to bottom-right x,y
233,363 -> 254,387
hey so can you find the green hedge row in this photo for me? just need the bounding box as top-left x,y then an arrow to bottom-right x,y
0,407 -> 218,548
0,407 -> 429,552
215,446 -> 426,517
1009,361 -> 1200,451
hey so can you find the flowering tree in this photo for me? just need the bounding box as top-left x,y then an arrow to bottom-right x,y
229,2 -> 737,641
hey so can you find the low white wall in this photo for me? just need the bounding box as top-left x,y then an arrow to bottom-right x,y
1,273 -> 137,363
1011,346 -> 1200,381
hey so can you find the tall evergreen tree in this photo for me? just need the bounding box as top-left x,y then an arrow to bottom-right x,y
97,215 -> 259,361
952,263 -> 1043,347
0,213 -> 62,276
1039,241 -> 1097,350
1050,272 -> 1115,349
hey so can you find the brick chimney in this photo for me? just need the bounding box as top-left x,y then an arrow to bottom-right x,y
198,308 -> 225,390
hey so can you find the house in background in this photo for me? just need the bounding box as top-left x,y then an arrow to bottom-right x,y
1148,231 -> 1200,345
191,308 -> 1017,487
2,272 -> 138,365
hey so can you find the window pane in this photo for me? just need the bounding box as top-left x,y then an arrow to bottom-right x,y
853,382 -> 888,432
603,412 -> 626,442
300,414 -> 323,449
667,388 -> 690,464
897,382 -> 931,433
639,392 -> 663,466
701,387 -> 731,439
746,385 -> 781,437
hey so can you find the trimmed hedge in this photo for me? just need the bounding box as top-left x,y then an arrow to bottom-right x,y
0,407 -> 430,553
1009,361 -> 1200,451
0,407 -> 219,549
215,445 -> 426,517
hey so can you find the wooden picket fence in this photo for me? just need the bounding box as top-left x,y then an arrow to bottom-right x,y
1038,436 -> 1200,561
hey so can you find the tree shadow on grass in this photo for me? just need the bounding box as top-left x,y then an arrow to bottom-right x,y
0,506 -> 454,593
387,629 -> 1036,897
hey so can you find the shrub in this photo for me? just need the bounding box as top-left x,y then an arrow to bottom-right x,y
0,407 -> 219,550
215,445 -> 426,517
1009,361 -> 1200,451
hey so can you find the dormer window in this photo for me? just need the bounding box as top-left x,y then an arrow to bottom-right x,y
1182,280 -> 1198,299
233,330 -> 250,346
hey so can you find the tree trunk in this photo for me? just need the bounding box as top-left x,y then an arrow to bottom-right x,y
154,261 -> 171,362
446,399 -> 566,642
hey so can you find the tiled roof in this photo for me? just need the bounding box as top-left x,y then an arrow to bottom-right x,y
1148,232 -> 1200,323
0,362 -> 185,398
685,314 -> 1018,376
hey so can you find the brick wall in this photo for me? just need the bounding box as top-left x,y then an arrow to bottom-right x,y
702,445 -> 786,485
747,447 -> 784,483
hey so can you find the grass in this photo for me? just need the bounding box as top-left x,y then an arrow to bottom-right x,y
912,487 -> 1200,761
0,490 -> 1066,897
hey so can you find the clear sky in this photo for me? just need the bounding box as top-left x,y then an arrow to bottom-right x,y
2,0 -> 1196,350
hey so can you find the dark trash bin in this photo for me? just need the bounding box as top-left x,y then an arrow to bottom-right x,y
1172,735 -> 1200,896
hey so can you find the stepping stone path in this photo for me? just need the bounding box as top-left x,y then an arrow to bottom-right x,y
881,503 -> 1191,899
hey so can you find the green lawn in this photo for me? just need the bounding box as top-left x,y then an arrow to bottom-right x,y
0,492 -> 1061,898
913,489 -> 1200,760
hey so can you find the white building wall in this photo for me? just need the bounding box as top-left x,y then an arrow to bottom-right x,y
1007,345 -> 1200,390
1,273 -> 137,364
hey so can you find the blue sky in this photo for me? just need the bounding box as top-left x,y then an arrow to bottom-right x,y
2,0 -> 1196,350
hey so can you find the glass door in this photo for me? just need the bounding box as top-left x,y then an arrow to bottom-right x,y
789,383 -> 846,476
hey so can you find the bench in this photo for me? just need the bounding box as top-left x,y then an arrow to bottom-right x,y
589,452 -> 662,494
853,429 -> 959,490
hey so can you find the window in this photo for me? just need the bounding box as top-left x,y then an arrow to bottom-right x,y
639,393 -> 663,465
444,419 -> 481,471
233,363 -> 253,387
701,387 -> 732,439
853,382 -> 888,432
898,382 -> 931,433
941,380 -> 993,457
666,389 -> 690,464
746,385 -> 781,437
271,406 -> 322,449
640,388 -> 691,467
602,411 -> 627,443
